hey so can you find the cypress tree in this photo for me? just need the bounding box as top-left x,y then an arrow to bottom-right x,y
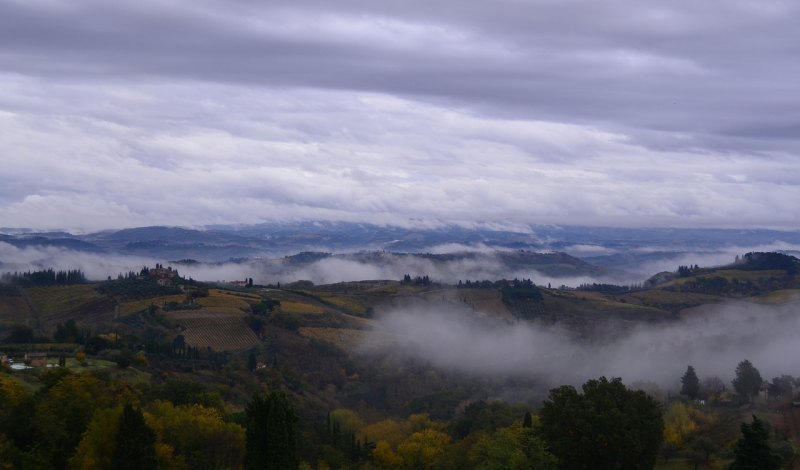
113,403 -> 157,470
245,391 -> 298,470
681,365 -> 700,400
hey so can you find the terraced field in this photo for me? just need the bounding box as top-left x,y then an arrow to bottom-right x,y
299,327 -> 371,350
168,309 -> 260,350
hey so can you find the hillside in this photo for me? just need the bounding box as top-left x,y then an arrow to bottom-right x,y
1,253 -> 800,468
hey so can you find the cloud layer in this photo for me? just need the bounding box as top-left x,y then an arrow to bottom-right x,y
1,1 -> 799,229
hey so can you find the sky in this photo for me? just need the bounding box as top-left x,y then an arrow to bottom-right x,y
1,0 -> 799,231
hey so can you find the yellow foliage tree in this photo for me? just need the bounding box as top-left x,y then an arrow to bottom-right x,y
330,408 -> 365,434
145,401 -> 245,469
69,407 -> 122,470
360,419 -> 406,448
372,440 -> 403,468
0,375 -> 26,412
397,428 -> 451,469
664,403 -> 698,446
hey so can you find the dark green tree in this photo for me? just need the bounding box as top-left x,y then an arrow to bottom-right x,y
681,365 -> 701,400
248,352 -> 258,372
539,376 -> 664,470
732,360 -> 763,403
729,415 -> 780,470
54,319 -> 82,343
245,391 -> 297,470
113,403 -> 157,470
768,375 -> 795,398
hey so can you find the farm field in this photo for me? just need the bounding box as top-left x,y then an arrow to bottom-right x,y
298,327 -> 372,351
24,285 -> 103,318
167,309 -> 260,350
196,289 -> 257,311
279,300 -> 326,315
0,295 -> 33,323
751,289 -> 800,304
118,294 -> 187,315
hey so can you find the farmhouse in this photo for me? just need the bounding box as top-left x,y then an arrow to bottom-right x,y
150,264 -> 178,279
24,352 -> 48,367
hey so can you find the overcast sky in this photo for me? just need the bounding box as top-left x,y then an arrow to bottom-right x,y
1,0 -> 799,231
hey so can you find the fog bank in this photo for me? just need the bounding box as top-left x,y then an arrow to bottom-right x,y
362,300 -> 800,390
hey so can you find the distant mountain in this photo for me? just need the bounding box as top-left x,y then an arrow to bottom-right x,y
0,234 -> 103,252
2,223 -> 799,267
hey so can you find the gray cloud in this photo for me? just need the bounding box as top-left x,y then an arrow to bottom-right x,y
1,0 -> 799,229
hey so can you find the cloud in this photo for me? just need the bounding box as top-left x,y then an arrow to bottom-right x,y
1,1 -> 799,230
362,298 -> 800,390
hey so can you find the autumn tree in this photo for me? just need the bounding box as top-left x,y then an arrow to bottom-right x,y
539,376 -> 664,470
732,360 -> 763,403
681,365 -> 700,400
147,401 -> 245,469
663,402 -> 698,447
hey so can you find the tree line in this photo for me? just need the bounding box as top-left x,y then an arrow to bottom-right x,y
1,268 -> 87,286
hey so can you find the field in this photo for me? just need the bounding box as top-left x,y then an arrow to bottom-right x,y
298,327 -> 372,350
197,289 -> 257,311
313,294 -> 370,316
118,294 -> 187,315
279,300 -> 326,315
621,289 -> 723,313
663,269 -> 788,288
0,295 -> 33,323
751,289 -> 800,304
168,309 -> 260,350
24,285 -> 104,318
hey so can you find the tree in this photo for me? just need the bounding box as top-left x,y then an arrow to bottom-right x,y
681,365 -> 700,400
690,436 -> 717,465
112,404 -> 157,470
469,424 -> 556,470
538,377 -> 664,470
247,352 -> 258,372
245,391 -> 297,470
768,375 -> 795,398
732,360 -> 763,403
147,401 -> 245,469
663,402 -> 698,446
729,415 -> 780,470
701,376 -> 726,400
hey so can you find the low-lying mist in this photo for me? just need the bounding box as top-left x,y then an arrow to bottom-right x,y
1,243 -> 619,287
0,242 -> 158,281
361,299 -> 800,392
